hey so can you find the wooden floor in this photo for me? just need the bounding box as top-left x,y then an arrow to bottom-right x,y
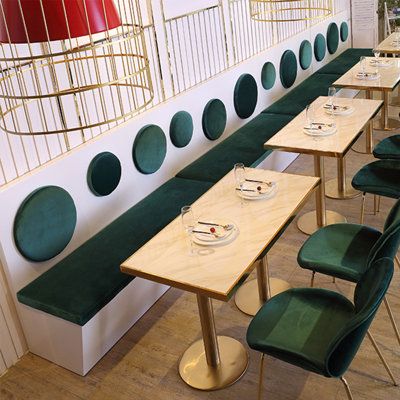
1,131 -> 400,400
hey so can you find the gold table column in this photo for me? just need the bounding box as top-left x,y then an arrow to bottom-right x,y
179,294 -> 248,390
297,155 -> 346,235
234,256 -> 291,316
352,90 -> 375,154
325,156 -> 361,199
374,90 -> 400,131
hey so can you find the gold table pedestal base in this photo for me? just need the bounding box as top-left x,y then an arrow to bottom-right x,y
234,278 -> 291,316
325,178 -> 361,200
297,210 -> 347,235
179,336 -> 248,391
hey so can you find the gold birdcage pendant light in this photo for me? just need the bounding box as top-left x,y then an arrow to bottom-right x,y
249,0 -> 333,22
0,0 -> 153,149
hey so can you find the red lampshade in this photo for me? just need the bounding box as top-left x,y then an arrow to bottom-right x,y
0,0 -> 122,43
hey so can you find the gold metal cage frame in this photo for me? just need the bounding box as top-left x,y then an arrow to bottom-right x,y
0,0 -> 153,149
249,0 -> 333,22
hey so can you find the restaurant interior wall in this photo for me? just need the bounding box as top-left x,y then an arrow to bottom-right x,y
0,0 -> 350,372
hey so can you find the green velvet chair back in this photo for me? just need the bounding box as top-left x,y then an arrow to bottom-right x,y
367,199 -> 400,267
326,258 -> 394,378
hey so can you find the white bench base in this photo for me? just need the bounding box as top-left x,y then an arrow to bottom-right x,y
18,278 -> 169,375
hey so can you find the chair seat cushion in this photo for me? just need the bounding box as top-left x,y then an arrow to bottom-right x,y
177,113 -> 294,183
262,73 -> 340,116
373,135 -> 400,160
247,288 -> 355,377
297,223 -> 382,282
352,160 -> 400,198
318,48 -> 372,75
17,178 -> 213,326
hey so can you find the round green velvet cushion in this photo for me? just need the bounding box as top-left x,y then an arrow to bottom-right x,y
327,23 -> 339,54
299,40 -> 312,70
132,125 -> 167,174
202,99 -> 227,140
14,186 -> 77,262
87,152 -> 121,197
340,21 -> 349,42
261,62 -> 276,90
280,50 -> 297,89
234,73 -> 258,119
314,33 -> 327,62
169,111 -> 193,148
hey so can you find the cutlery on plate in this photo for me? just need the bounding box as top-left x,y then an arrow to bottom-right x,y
323,105 -> 349,110
311,122 -> 334,127
245,178 -> 274,187
236,188 -> 262,193
198,221 -> 234,231
192,229 -> 224,238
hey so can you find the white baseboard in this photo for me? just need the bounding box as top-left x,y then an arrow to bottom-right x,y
18,278 -> 169,375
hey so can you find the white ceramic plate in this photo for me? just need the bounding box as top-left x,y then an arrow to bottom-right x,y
369,59 -> 393,68
192,221 -> 239,246
303,125 -> 337,137
324,105 -> 355,116
236,181 -> 277,201
355,72 -> 380,81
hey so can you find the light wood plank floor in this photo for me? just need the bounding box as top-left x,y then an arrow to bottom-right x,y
1,130 -> 399,400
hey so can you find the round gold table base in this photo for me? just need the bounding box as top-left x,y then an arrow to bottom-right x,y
297,210 -> 347,235
374,118 -> 400,132
325,178 -> 361,200
234,278 -> 292,316
179,336 -> 248,391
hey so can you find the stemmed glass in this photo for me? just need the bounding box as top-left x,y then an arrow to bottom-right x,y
234,163 -> 246,207
359,56 -> 366,77
373,50 -> 380,60
181,205 -> 195,254
305,103 -> 315,129
327,86 -> 336,113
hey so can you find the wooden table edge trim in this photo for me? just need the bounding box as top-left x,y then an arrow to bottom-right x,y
120,174 -> 320,302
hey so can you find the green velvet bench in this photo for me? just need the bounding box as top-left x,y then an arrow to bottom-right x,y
16,177 -> 213,374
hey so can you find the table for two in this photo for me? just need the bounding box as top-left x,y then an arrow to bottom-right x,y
265,96 -> 383,235
121,169 -> 318,391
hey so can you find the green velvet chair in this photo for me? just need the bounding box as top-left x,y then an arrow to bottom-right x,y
373,135 -> 400,160
247,258 -> 396,400
351,160 -> 400,223
297,199 -> 400,347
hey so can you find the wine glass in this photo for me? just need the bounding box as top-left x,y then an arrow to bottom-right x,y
181,205 -> 195,254
234,163 -> 246,206
373,50 -> 380,60
305,103 -> 315,129
359,56 -> 366,77
327,86 -> 336,113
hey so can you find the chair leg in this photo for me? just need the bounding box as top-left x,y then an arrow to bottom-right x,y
383,297 -> 400,347
340,376 -> 354,400
310,271 -> 315,287
258,354 -> 265,400
360,193 -> 366,224
374,195 -> 379,215
377,196 -> 381,213
332,277 -> 336,284
367,331 -> 398,386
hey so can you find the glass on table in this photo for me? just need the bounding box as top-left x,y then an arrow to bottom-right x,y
359,56 -> 366,76
234,163 -> 246,207
327,86 -> 336,113
373,50 -> 380,60
305,103 -> 315,129
181,205 -> 195,254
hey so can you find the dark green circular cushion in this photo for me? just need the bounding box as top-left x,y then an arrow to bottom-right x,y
280,50 -> 297,89
261,62 -> 276,90
299,40 -> 312,70
169,111 -> 193,148
132,125 -> 167,174
234,73 -> 258,119
202,99 -> 227,140
87,152 -> 121,197
327,23 -> 339,54
340,22 -> 349,42
314,33 -> 327,62
14,186 -> 77,262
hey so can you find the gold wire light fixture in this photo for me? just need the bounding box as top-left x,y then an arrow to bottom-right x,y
0,0 -> 153,149
249,0 -> 333,22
